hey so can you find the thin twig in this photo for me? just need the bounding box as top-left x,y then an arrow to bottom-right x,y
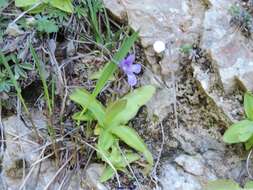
79,139 -> 121,187
19,147 -> 46,190
31,152 -> 55,167
0,100 -> 5,157
166,41 -> 179,129
11,1 -> 43,24
43,154 -> 74,190
84,150 -> 95,171
152,123 -> 165,174
57,171 -> 70,190
119,148 -> 142,190
151,122 -> 165,188
247,148 -> 253,179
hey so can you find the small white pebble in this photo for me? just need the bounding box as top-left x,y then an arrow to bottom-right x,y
153,40 -> 166,53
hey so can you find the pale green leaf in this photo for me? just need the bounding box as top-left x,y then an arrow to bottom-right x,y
245,92 -> 253,121
90,69 -> 115,81
92,62 -> 116,97
15,0 -> 38,7
20,63 -> 33,70
27,4 -> 47,14
245,181 -> 253,189
98,130 -> 114,151
104,100 -> 127,126
110,142 -> 121,163
49,0 -> 73,13
0,0 -> 7,9
115,153 -> 140,168
107,85 -> 155,127
100,146 -> 140,182
72,111 -> 94,121
205,180 -> 241,190
223,120 -> 253,143
110,125 -> 153,169
36,17 -> 58,33
107,142 -> 140,167
100,166 -> 114,182
245,135 -> 253,150
70,89 -> 106,125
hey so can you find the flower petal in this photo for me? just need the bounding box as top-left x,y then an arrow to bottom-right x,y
125,54 -> 135,66
119,59 -> 128,72
127,73 -> 137,86
131,64 -> 141,74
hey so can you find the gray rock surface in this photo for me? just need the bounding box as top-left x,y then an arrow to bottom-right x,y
175,154 -> 204,176
159,164 -> 202,190
104,0 -> 250,189
0,114 -> 60,190
193,0 -> 253,122
84,164 -> 109,190
0,114 -> 97,190
201,0 -> 253,93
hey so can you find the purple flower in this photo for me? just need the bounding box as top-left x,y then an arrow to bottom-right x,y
119,54 -> 141,86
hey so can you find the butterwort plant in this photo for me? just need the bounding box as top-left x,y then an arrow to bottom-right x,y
205,92 -> 253,190
70,32 -> 155,182
223,92 -> 253,150
205,179 -> 253,190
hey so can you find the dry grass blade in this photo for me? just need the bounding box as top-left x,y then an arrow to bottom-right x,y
19,147 -> 47,190
0,101 -> 5,158
43,153 -> 74,190
247,148 -> 253,179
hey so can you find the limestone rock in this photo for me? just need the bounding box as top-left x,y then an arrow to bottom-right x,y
175,154 -> 205,176
201,0 -> 253,93
84,164 -> 108,190
0,114 -> 95,190
0,114 -> 61,190
159,164 -> 202,190
103,0 -> 127,22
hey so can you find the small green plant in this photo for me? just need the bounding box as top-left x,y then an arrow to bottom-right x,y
35,16 -> 59,33
205,179 -> 253,190
70,31 -> 155,182
0,70 -> 13,93
208,93 -> 253,190
71,85 -> 155,182
180,44 -> 193,54
229,4 -> 241,15
74,4 -> 87,19
223,92 -> 253,150
0,52 -> 40,140
8,54 -> 34,79
47,7 -> 69,23
15,0 -> 74,13
0,54 -> 33,93
85,0 -> 112,45
229,4 -> 253,37
86,0 -> 104,44
30,44 -> 59,161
